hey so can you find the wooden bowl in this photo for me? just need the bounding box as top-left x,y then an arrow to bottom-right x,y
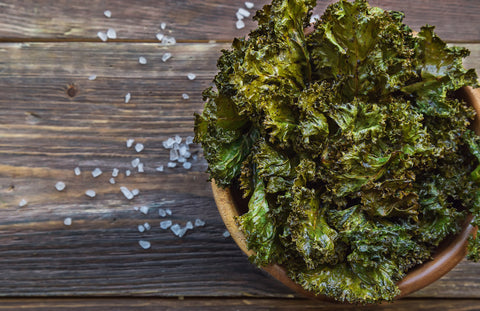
212,86 -> 480,300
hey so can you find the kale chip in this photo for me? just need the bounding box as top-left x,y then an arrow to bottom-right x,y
195,0 -> 480,303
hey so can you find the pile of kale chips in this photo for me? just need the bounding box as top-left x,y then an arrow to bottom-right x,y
195,0 -> 480,303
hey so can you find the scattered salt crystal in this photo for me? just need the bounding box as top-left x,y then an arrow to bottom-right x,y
138,56 -> 147,64
97,31 -> 108,42
125,92 -> 131,103
88,74 -> 97,81
183,162 -> 192,169
236,11 -> 244,20
92,168 -> 103,178
137,163 -> 144,173
238,8 -> 250,17
139,240 -> 151,249
236,20 -> 245,30
161,22 -> 167,30
112,168 -> 119,177
310,14 -> 320,24
187,73 -> 196,80
139,205 -> 149,214
85,190 -> 96,198
132,189 -> 140,196
185,136 -> 194,145
186,221 -> 193,230
174,135 -> 182,144
156,33 -> 164,41
120,186 -> 134,200
162,36 -> 176,45
144,222 -> 151,230
135,143 -> 144,153
74,167 -> 81,176
171,224 -> 187,237
131,158 -> 140,168
195,219 -> 205,227
104,10 -> 112,18
182,93 -> 190,100
167,162 -> 177,168
170,149 -> 179,161
177,157 -> 186,163
178,145 -> 188,156
125,169 -> 131,176
184,151 -> 191,159
19,199 -> 28,207
156,165 -> 164,172
133,206 -> 139,211
223,230 -> 231,238
160,220 -> 172,229
245,2 -> 254,9
109,177 -> 116,184
138,224 -> 145,232
166,208 -> 172,216
106,28 -> 117,39
55,181 -> 66,191
162,52 -> 172,62
159,208 -> 167,217
64,217 -> 72,226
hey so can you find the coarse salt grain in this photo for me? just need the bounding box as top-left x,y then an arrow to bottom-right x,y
132,189 -> 140,196
97,31 -> 108,42
125,169 -> 131,176
236,20 -> 245,30
245,2 -> 254,9
195,219 -> 205,227
159,208 -> 167,217
74,167 -> 81,176
138,163 -> 144,173
161,22 -> 167,30
88,74 -> 97,81
182,93 -> 190,100
238,8 -> 250,17
139,205 -> 149,214
185,136 -> 194,145
156,33 -> 164,41
19,199 -> 28,207
139,56 -> 147,64
64,217 -> 72,226
106,28 -> 117,39
160,220 -> 172,229
187,73 -> 196,80
125,92 -> 131,103
131,158 -> 140,168
170,224 -> 187,237
55,181 -> 66,191
236,11 -> 244,20
163,137 -> 175,148
183,162 -> 192,169
138,224 -> 145,232
135,143 -> 144,153
170,149 -> 179,161
186,221 -> 193,230
112,168 -> 119,177
223,230 -> 231,238
156,165 -> 164,172
120,186 -> 134,200
109,177 -> 116,184
92,168 -> 103,178
144,222 -> 151,230
166,208 -> 172,216
162,52 -> 172,62
139,240 -> 151,249
167,162 -> 177,168
177,157 -> 186,163
162,36 -> 176,45
104,10 -> 112,18
85,190 -> 96,198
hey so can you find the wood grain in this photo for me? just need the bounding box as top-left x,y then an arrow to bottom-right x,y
0,0 -> 478,42
0,39 -> 480,298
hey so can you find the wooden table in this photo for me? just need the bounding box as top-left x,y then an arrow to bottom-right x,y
0,1 -> 479,310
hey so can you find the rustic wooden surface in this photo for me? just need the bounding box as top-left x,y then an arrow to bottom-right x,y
0,0 -> 479,310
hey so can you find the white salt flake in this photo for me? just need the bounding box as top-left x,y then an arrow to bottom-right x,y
131,158 -> 140,168
125,92 -> 131,103
132,189 -> 140,196
135,143 -> 144,153
64,217 -> 72,226
186,221 -> 193,230
245,2 -> 254,9
170,149 -> 179,161
85,190 -> 96,198
106,28 -> 117,39
125,169 -> 131,176
139,240 -> 151,249
18,199 -> 28,207
166,208 -> 172,216
92,168 -> 103,178
109,177 -> 116,184
177,157 -> 186,163
144,222 -> 151,230
187,73 -> 196,80
310,14 -> 320,24
161,22 -> 167,30
74,167 -> 81,176
185,136 -> 194,145
184,151 -> 191,159
88,74 -> 97,81
137,163 -> 144,173
238,8 -> 250,17
163,137 -> 175,148
195,219 -> 206,227
156,165 -> 164,172
236,20 -> 245,29
174,135 -> 182,144
160,220 -> 172,229
159,208 -> 167,217
162,52 -> 172,62
167,162 -> 177,168
178,145 -> 188,157
183,162 -> 192,170
104,10 -> 112,18
120,186 -> 134,200
223,230 -> 231,238
97,31 -> 108,42
112,168 -> 119,177
138,56 -> 147,64
236,11 -> 244,20
138,224 -> 145,232
182,93 -> 190,100
133,206 -> 139,211
126,138 -> 135,148
171,224 -> 187,237
162,36 -> 176,45
139,205 -> 149,214
55,181 -> 66,191
156,33 -> 164,41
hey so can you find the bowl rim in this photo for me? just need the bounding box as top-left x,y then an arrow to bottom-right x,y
212,86 -> 480,301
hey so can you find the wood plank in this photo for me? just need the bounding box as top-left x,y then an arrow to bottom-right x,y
0,298 -> 479,310
0,1 -> 479,43
1,42 -> 480,298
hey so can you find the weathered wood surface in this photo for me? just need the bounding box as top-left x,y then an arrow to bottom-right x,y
0,298 -> 480,311
0,0 -> 479,43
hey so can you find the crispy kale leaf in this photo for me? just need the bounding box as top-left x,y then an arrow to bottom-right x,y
195,0 -> 480,303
